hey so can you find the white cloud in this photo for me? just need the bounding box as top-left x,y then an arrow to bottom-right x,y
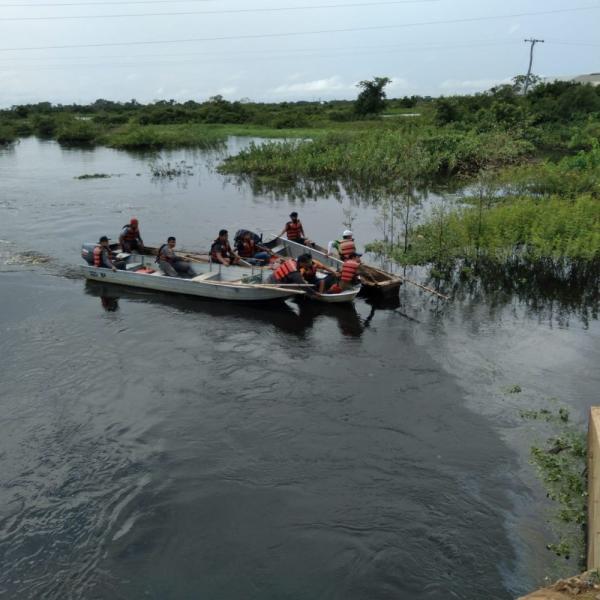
271,75 -> 352,95
216,86 -> 238,96
507,23 -> 520,35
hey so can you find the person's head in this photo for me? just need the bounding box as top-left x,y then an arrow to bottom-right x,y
342,229 -> 353,239
243,231 -> 251,241
297,253 -> 312,267
290,211 -> 298,222
99,235 -> 109,247
348,252 -> 361,262
130,217 -> 139,230
167,236 -> 176,248
219,229 -> 228,240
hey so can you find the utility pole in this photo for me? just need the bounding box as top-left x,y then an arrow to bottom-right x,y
523,38 -> 544,94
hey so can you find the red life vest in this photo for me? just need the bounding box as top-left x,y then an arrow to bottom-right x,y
157,243 -> 173,263
93,245 -> 103,267
285,220 -> 303,240
340,259 -> 359,283
238,240 -> 255,258
273,259 -> 297,281
338,238 -> 356,259
211,239 -> 232,261
122,224 -> 140,241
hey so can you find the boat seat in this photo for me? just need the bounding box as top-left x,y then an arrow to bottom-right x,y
270,244 -> 285,254
192,273 -> 218,282
126,262 -> 143,271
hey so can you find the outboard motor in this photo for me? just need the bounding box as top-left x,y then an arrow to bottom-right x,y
81,243 -> 97,265
234,229 -> 263,246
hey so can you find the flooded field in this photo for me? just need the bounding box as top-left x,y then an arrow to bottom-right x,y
1,137 -> 599,599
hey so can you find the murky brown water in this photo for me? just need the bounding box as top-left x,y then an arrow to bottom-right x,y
1,137 -> 599,599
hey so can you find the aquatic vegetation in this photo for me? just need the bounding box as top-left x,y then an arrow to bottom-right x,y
0,124 -> 17,145
149,160 -> 193,178
56,118 -> 100,146
75,173 -> 112,179
106,124 -> 226,150
522,407 -> 587,568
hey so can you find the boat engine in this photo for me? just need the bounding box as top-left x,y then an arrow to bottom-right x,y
81,243 -> 97,265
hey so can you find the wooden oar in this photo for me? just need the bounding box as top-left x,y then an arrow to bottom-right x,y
401,277 -> 450,300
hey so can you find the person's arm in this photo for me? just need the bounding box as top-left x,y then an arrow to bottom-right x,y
278,225 -> 287,238
137,231 -> 144,248
288,270 -> 316,294
314,259 -> 336,275
215,251 -> 229,265
102,249 -> 117,271
118,230 -> 125,247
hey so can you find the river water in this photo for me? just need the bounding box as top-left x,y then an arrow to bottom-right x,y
1,137 -> 599,600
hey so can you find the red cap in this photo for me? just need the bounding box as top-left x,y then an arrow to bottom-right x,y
130,218 -> 138,225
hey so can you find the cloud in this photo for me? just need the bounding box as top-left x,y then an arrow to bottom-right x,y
216,86 -> 238,96
271,75 -> 353,95
507,23 -> 520,35
439,77 -> 511,93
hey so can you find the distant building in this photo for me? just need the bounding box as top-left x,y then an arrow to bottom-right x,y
544,73 -> 600,86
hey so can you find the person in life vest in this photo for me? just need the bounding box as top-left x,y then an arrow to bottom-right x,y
119,218 -> 144,253
210,229 -> 240,266
157,236 -> 194,277
330,230 -> 359,260
298,253 -> 338,294
93,236 -> 125,271
267,254 -> 316,294
279,212 -> 312,246
235,231 -> 270,265
338,252 -> 361,290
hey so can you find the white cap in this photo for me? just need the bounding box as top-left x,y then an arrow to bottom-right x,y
343,230 -> 353,237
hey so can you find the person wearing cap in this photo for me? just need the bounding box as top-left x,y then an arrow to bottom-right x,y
331,230 -> 360,261
210,229 -> 240,266
279,212 -> 311,246
157,236 -> 194,277
119,218 -> 144,253
93,236 -> 125,271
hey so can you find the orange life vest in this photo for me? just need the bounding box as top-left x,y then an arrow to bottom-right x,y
238,239 -> 255,258
338,238 -> 356,259
273,259 -> 297,281
285,220 -> 303,240
340,259 -> 359,283
93,245 -> 103,267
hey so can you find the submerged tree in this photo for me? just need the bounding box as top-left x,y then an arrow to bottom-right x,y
354,77 -> 391,116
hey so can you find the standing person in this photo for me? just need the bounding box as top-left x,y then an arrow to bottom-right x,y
93,236 -> 125,271
157,236 -> 194,277
119,218 -> 144,253
210,229 -> 240,266
279,212 -> 311,246
235,231 -> 270,265
298,253 -> 338,294
331,230 -> 358,260
339,252 -> 361,290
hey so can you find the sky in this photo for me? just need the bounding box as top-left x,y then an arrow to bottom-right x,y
0,0 -> 598,106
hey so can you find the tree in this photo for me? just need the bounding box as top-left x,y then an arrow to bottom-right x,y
354,76 -> 391,116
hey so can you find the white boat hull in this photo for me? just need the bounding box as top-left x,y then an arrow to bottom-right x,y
81,266 -> 296,302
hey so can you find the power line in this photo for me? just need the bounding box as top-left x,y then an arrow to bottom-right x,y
0,41 -> 520,71
0,39 -> 518,63
1,5 -> 599,53
0,1 -> 440,22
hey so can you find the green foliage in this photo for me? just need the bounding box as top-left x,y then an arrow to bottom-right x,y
56,118 -> 100,145
0,124 -> 17,145
399,195 -> 600,267
354,77 -> 391,116
522,407 -> 587,566
106,124 -> 226,150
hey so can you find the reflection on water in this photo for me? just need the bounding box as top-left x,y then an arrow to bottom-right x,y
1,137 -> 600,599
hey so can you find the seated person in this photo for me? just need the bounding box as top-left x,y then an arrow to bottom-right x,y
298,253 -> 338,294
157,236 -> 194,277
267,255 -> 316,295
235,231 -> 270,265
119,217 -> 144,253
210,229 -> 240,266
93,236 -> 125,271
278,212 -> 312,246
338,252 -> 361,290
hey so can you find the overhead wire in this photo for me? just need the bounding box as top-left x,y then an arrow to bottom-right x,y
0,0 -> 440,20
1,5 -> 599,52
